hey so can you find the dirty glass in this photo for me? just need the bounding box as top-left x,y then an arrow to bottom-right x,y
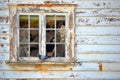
56,44 -> 65,57
56,29 -> 65,42
30,30 -> 39,42
46,15 -> 55,28
20,30 -> 28,43
46,30 -> 55,42
20,15 -> 28,28
56,16 -> 65,28
30,15 -> 39,28
20,44 -> 28,57
30,44 -> 39,57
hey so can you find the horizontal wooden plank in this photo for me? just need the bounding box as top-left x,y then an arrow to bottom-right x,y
0,3 -> 8,9
75,45 -> 120,54
77,1 -> 120,8
76,36 -> 120,45
76,27 -> 120,35
0,9 -> 9,16
0,71 -> 120,79
0,35 -> 9,44
102,63 -> 120,71
76,9 -> 120,17
0,44 -> 9,53
76,17 -> 120,26
76,53 -> 120,62
0,16 -> 9,24
0,63 -> 99,71
0,24 -> 9,34
0,53 -> 9,61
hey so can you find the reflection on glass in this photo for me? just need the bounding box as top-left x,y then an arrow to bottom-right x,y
56,29 -> 65,42
46,30 -> 55,42
56,44 -> 65,57
30,15 -> 39,28
20,30 -> 28,43
30,30 -> 39,42
46,15 -> 55,28
30,44 -> 39,57
20,44 -> 28,57
46,44 -> 55,57
20,15 -> 28,28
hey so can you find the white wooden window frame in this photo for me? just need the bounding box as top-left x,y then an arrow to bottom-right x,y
8,4 -> 76,63
17,13 -> 70,62
42,13 -> 68,62
18,13 -> 41,61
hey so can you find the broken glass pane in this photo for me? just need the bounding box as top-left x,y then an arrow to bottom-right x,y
30,44 -> 39,57
20,44 -> 28,57
56,44 -> 65,57
56,29 -> 65,43
20,15 -> 28,28
46,15 -> 55,28
20,30 -> 28,43
46,44 -> 55,57
30,30 -> 39,42
46,30 -> 55,42
30,15 -> 39,28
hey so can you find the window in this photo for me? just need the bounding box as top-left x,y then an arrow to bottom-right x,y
18,14 -> 40,61
9,3 -> 76,63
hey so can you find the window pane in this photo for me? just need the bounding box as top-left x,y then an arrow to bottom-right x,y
46,44 -> 55,57
56,44 -> 65,57
30,15 -> 39,28
20,30 -> 28,43
56,29 -> 65,43
20,15 -> 28,28
56,16 -> 65,28
30,44 -> 39,57
20,44 -> 28,57
30,30 -> 39,42
46,15 -> 55,28
46,30 -> 55,42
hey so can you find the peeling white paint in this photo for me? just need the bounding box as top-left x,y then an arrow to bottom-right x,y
0,0 -> 120,79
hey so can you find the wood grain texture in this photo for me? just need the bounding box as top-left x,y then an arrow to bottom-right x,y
75,45 -> 120,53
76,17 -> 120,26
76,27 -> 120,35
76,53 -> 120,62
76,36 -> 120,45
76,9 -> 120,17
77,1 -> 120,8
0,71 -> 120,79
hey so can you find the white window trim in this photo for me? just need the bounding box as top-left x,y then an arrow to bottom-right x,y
8,4 -> 76,63
17,13 -> 69,62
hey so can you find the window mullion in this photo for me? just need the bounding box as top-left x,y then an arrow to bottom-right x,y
28,15 -> 30,57
39,14 -> 41,56
42,14 -> 46,56
18,15 -> 20,58
55,15 -> 57,57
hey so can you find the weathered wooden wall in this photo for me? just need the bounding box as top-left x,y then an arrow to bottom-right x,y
0,0 -> 120,79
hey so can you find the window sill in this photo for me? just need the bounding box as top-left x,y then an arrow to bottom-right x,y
7,61 -> 76,65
